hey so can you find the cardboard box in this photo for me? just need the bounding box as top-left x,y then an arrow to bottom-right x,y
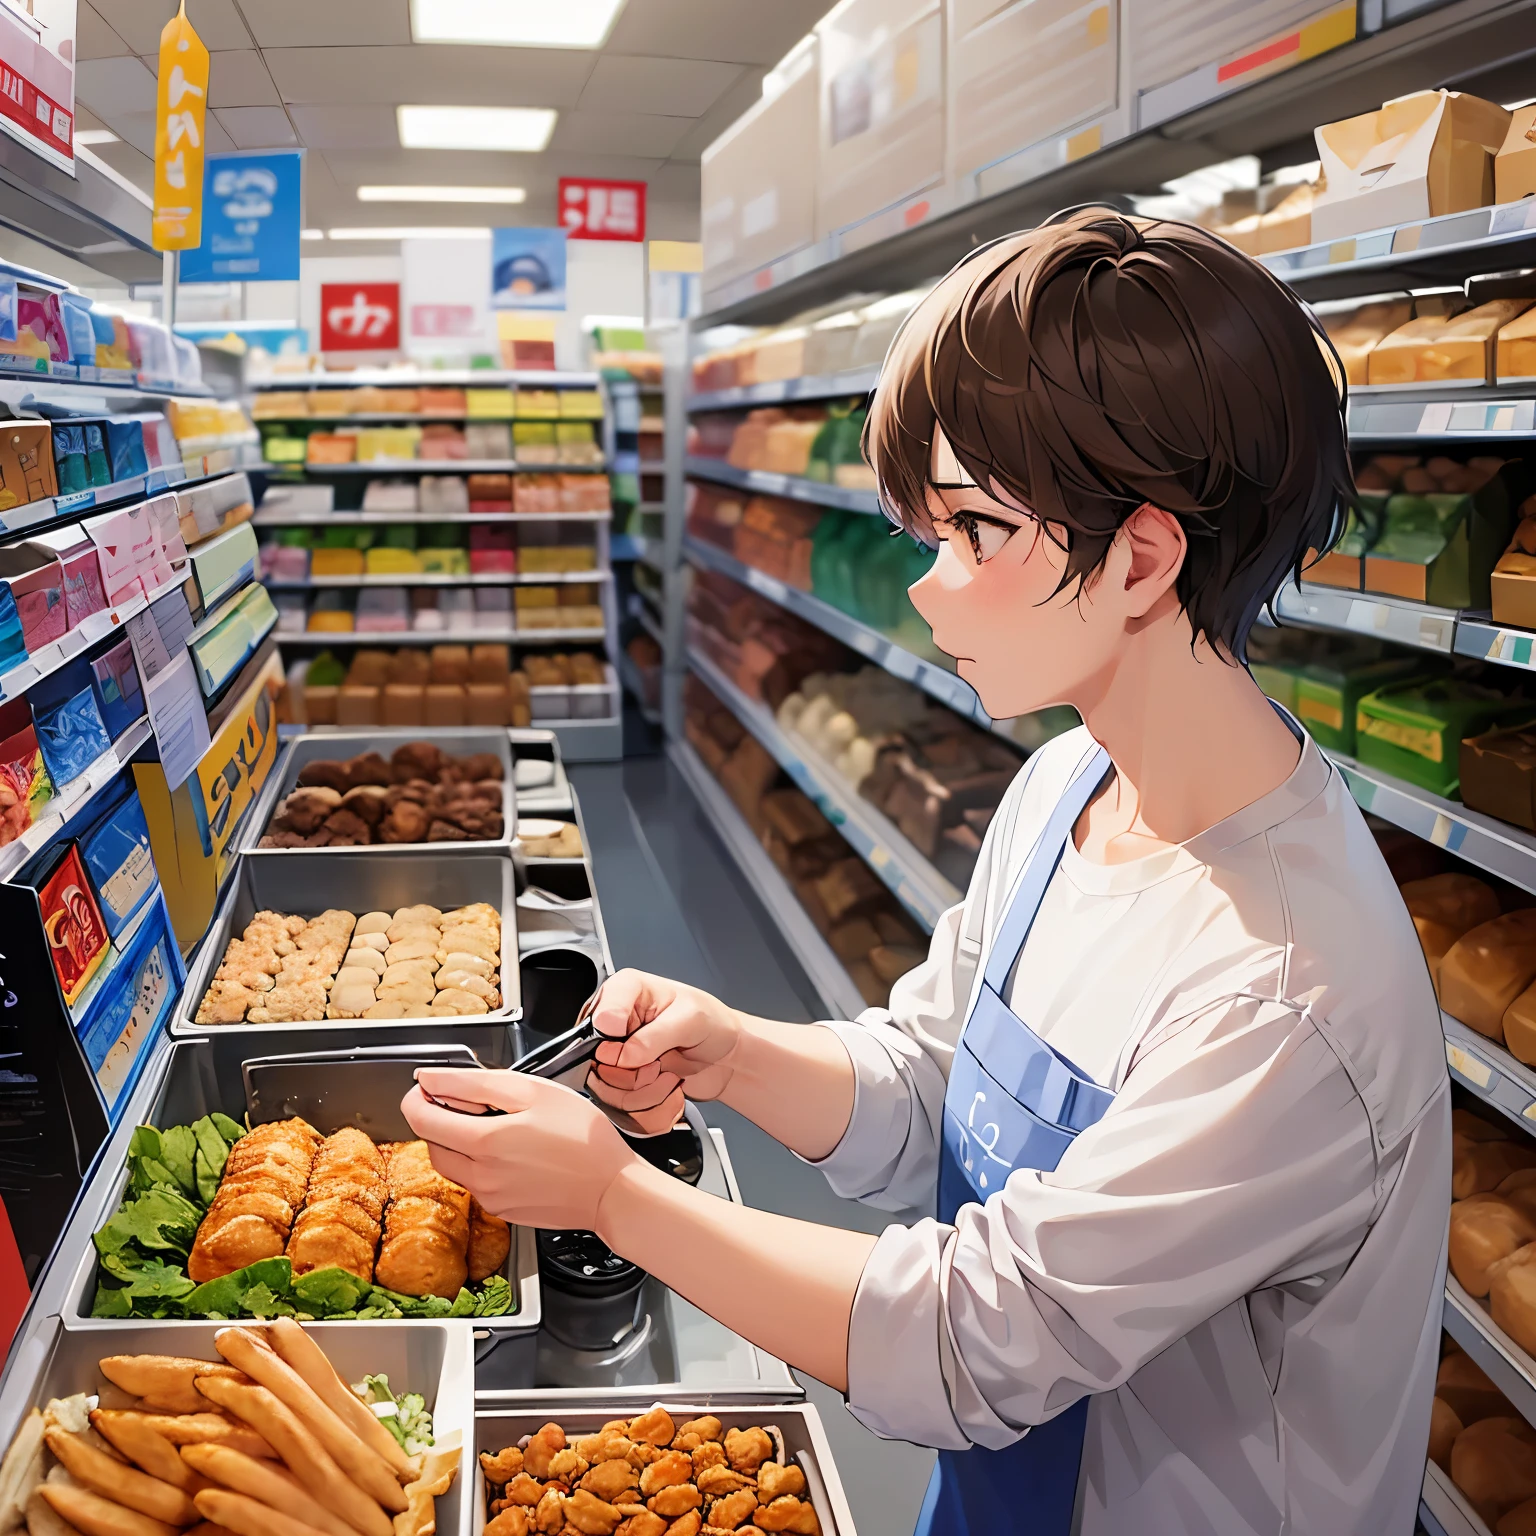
425,683 -> 466,726
1493,549 -> 1536,628
1462,725 -> 1536,831
1496,306 -> 1536,380
1367,298 -> 1531,385
0,418 -> 56,511
1496,104 -> 1536,204
78,788 -> 157,938
382,683 -> 424,725
1356,677 -> 1535,798
1294,654 -> 1432,753
175,472 -> 254,548
815,0 -> 944,241
1321,301 -> 1412,385
337,683 -> 380,724
1313,90 -> 1510,242
948,0 -> 1116,186
702,36 -> 819,290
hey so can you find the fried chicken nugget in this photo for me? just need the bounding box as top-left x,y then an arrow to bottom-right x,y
753,1468 -> 804,1503
578,1463 -> 637,1504
723,1432 -> 772,1476
662,1517 -> 701,1536
695,1470 -> 753,1499
704,1489 -> 760,1532
480,1448 -> 525,1485
484,1511 -> 530,1536
612,1514 -> 663,1536
563,1490 -> 623,1536
752,1498 -> 818,1535
690,1447 -> 726,1477
522,1427 -> 566,1482
645,1486 -> 700,1519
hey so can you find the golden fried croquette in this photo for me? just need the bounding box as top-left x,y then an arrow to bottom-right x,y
724,1429 -> 773,1475
481,1448 -> 525,1485
639,1453 -> 693,1497
754,1466 -> 805,1502
646,1485 -> 701,1519
628,1409 -> 676,1448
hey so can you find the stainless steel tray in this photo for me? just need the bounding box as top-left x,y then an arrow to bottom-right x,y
59,1030 -> 540,1362
472,1400 -> 856,1536
0,1318 -> 475,1536
243,729 -> 514,857
173,849 -> 520,1037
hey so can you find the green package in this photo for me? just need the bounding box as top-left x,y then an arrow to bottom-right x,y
1294,654 -> 1436,754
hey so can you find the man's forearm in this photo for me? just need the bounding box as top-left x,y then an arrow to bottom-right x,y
596,1158 -> 877,1392
717,1016 -> 858,1162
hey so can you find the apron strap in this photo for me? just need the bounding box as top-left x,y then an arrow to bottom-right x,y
981,745 -> 1111,996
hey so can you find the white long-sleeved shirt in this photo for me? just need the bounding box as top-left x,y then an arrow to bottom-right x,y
814,725 -> 1450,1535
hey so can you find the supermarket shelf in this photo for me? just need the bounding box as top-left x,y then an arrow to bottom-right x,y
253,507 -> 610,528
264,571 -> 610,589
1453,616 -> 1536,673
1444,1277 -> 1536,1436
694,0 -> 1536,327
690,365 -> 881,414
686,456 -> 881,516
1265,200 -> 1536,305
671,737 -> 867,1021
0,715 -> 153,883
685,536 -> 993,728
251,369 -> 600,388
254,413 -> 604,425
1350,393 -> 1536,442
0,361 -> 213,397
275,627 -> 608,645
1422,1461 -> 1488,1536
617,648 -> 661,726
0,570 -> 192,706
299,459 -> 608,475
1273,582 -> 1456,656
0,459 -> 241,535
1442,1012 -> 1536,1134
1331,753 -> 1536,898
634,603 -> 665,651
689,647 -> 960,931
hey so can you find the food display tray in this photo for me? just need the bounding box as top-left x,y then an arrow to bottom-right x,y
59,1031 -> 541,1369
472,1402 -> 856,1536
172,849 -> 520,1037
0,1318 -> 476,1536
243,729 -> 515,857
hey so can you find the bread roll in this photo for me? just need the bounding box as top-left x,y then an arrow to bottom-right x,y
1503,1170 -> 1536,1223
1457,1139 -> 1536,1200
1402,873 -> 1501,992
1430,1397 -> 1463,1472
1459,1108 -> 1512,1143
1452,1415 -> 1536,1523
1441,910 -> 1536,1040
1450,1196 -> 1536,1296
1509,982 -> 1536,1068
1493,1243 -> 1536,1359
1498,1492 -> 1536,1534
1439,1351 -> 1511,1425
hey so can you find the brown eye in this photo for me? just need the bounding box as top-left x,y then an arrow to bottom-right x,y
952,513 -> 1017,564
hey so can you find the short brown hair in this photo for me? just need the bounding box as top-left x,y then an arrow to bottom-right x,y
863,206 -> 1353,660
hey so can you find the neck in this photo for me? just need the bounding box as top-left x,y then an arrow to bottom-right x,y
1072,619 -> 1300,858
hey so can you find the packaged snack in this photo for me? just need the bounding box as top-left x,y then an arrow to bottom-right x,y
78,787 -> 157,937
103,417 -> 149,481
0,697 -> 52,842
34,685 -> 113,786
0,415 -> 56,510
38,842 -> 112,1004
90,636 -> 144,739
0,546 -> 67,648
1356,678 -> 1536,798
1294,654 -> 1434,754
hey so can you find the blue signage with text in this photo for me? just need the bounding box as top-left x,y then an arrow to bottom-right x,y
179,150 -> 304,284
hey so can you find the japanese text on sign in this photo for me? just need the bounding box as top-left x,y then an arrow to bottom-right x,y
320,282 -> 401,352
152,1 -> 208,251
559,176 -> 646,241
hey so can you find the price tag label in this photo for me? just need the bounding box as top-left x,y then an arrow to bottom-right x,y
1346,599 -> 1386,634
1447,1041 -> 1495,1089
1430,813 -> 1457,849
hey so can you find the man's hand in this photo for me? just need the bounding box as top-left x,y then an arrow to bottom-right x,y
401,1068 -> 640,1231
586,969 -> 744,1135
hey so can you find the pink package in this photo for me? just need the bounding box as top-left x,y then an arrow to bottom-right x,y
128,413 -> 176,469
59,544 -> 107,626
123,499 -> 174,589
0,558 -> 66,647
144,492 -> 188,569
83,509 -> 145,604
16,292 -> 69,363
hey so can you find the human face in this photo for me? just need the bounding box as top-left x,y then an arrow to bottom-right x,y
906,432 -> 1128,720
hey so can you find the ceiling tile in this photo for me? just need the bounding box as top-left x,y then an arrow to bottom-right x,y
90,0 -> 252,52
606,0 -> 834,66
669,68 -> 763,160
101,108 -> 156,156
239,0 -> 412,49
288,104 -> 400,150
215,106 -> 299,148
549,109 -> 693,159
89,137 -> 154,193
75,55 -> 157,117
208,49 -> 281,108
318,149 -> 666,190
578,54 -> 743,116
204,112 -> 237,152
77,2 -> 131,60
264,45 -> 595,108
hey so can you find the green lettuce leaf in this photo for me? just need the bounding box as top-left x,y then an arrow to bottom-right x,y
94,1186 -> 202,1259
210,1112 -> 245,1144
157,1125 -> 199,1199
366,1285 -> 452,1319
291,1266 -> 372,1316
473,1275 -> 513,1317
125,1258 -> 195,1300
446,1288 -> 477,1318
192,1115 -> 233,1205
91,1285 -> 134,1318
181,1256 -> 293,1317
242,1282 -> 296,1319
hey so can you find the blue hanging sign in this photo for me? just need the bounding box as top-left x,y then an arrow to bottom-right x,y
179,150 -> 304,284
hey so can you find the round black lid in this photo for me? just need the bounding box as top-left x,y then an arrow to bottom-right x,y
537,1227 -> 644,1296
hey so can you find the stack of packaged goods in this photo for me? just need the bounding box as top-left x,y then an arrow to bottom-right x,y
280,644 -> 533,728
685,672 -> 927,1007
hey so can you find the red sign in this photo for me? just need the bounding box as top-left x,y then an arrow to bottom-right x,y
411,303 -> 477,339
559,177 -> 646,242
320,282 -> 400,351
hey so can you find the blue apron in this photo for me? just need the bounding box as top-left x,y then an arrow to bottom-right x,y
915,746 -> 1114,1536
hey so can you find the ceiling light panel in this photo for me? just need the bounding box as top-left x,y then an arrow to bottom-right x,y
411,0 -> 626,49
328,226 -> 494,240
73,129 -> 119,145
357,185 -> 526,203
397,105 -> 556,152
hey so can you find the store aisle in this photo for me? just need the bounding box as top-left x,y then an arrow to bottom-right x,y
570,754 -> 937,1534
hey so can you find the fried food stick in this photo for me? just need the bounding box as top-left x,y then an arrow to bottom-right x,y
193,1488 -> 332,1536
39,1482 -> 180,1536
180,1444 -> 354,1536
90,1412 -> 212,1494
194,1377 -> 392,1536
212,1330 -> 404,1512
264,1320 -> 411,1481
92,1414 -> 274,1462
44,1427 -> 199,1525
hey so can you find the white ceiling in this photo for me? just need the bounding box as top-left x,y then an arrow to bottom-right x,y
75,0 -> 833,252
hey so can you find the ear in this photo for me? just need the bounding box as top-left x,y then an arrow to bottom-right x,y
1120,503 -> 1186,617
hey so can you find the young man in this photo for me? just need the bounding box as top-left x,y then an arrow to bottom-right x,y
404,208 -> 1450,1536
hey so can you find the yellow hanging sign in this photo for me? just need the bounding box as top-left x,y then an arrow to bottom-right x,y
152,1 -> 210,251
